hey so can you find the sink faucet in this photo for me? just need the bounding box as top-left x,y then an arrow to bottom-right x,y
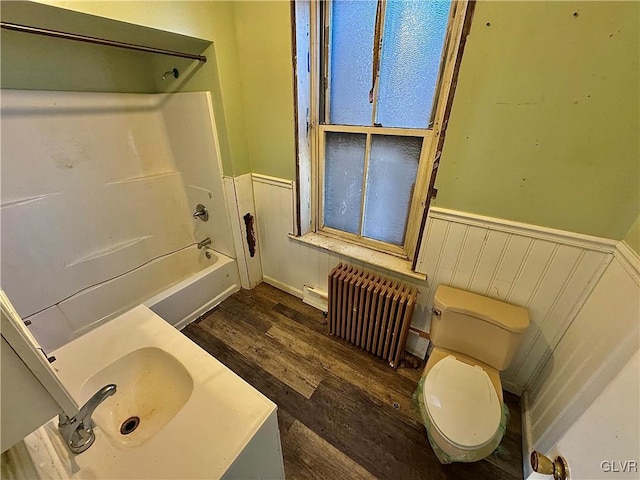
58,384 -> 117,454
197,237 -> 212,249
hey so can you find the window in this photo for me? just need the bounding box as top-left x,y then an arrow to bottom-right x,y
294,0 -> 471,265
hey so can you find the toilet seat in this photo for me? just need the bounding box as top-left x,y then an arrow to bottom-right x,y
423,355 -> 502,450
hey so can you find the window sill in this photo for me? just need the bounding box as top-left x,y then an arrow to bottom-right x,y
289,233 -> 427,282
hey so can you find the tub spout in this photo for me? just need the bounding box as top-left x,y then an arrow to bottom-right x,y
59,384 -> 117,454
197,238 -> 212,249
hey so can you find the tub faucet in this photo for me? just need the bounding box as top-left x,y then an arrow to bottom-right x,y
197,238 -> 212,249
58,384 -> 117,454
193,204 -> 209,221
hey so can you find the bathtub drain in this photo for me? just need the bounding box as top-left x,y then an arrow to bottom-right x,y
120,416 -> 140,435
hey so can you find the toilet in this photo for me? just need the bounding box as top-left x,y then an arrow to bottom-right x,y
416,285 -> 529,464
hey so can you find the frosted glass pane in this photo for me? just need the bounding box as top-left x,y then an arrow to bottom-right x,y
324,132 -> 366,234
363,136 -> 421,245
376,0 -> 450,129
329,0 -> 377,126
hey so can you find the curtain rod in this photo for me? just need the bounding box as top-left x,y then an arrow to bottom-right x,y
1,22 -> 207,63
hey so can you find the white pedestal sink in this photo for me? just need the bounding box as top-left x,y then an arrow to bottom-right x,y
5,305 -> 285,479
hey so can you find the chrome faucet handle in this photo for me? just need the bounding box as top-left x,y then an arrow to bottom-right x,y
193,204 -> 209,221
59,383 -> 117,454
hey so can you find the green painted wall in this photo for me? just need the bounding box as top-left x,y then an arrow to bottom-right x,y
17,0 -> 297,179
233,1 -> 296,181
624,215 -> 640,254
434,1 -> 640,240
21,0 -> 297,179
10,1 -> 638,240
0,1 -> 158,92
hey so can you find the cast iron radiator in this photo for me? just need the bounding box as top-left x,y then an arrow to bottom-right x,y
328,263 -> 418,368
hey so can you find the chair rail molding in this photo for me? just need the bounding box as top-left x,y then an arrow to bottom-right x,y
251,176 -> 619,393
415,207 -> 615,391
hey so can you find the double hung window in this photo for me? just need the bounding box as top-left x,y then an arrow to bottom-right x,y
295,0 -> 470,265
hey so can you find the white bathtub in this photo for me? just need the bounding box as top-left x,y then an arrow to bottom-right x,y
26,246 -> 241,351
145,248 -> 240,330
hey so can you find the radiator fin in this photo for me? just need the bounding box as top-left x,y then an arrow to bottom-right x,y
328,263 -> 418,368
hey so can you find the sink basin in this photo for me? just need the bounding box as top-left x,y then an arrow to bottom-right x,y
79,347 -> 193,448
11,305 -> 283,479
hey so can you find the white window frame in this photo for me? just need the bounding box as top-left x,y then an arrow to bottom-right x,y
295,0 -> 472,268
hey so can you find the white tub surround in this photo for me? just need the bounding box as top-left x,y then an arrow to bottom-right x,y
160,92 -> 236,261
6,305 -> 285,479
1,90 -> 238,352
26,246 -> 240,352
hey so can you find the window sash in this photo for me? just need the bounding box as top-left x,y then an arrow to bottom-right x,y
317,124 -> 434,257
321,0 -> 387,128
305,0 -> 470,264
318,0 -> 442,257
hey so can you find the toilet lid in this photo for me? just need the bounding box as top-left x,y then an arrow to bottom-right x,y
423,355 -> 501,449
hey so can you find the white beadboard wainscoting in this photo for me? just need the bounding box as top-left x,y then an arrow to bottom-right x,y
415,208 -> 616,392
522,243 -> 639,478
250,175 -> 620,395
252,173 -> 432,359
251,174 -> 295,291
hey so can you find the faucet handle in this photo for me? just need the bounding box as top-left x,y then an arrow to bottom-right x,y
193,204 -> 209,221
59,383 -> 116,454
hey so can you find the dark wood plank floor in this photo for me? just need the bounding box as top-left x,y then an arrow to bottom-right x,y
182,283 -> 524,480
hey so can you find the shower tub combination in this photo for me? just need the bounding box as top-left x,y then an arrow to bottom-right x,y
1,75 -> 278,479
2,89 -> 242,352
22,244 -> 241,353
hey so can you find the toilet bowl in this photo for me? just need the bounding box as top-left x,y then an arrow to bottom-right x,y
419,348 -> 507,463
414,285 -> 529,464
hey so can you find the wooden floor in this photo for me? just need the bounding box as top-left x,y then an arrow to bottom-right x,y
182,283 -> 524,480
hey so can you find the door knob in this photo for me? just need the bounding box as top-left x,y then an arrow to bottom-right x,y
531,451 -> 569,480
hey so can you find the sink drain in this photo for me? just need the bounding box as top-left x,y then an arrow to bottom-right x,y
120,416 -> 140,435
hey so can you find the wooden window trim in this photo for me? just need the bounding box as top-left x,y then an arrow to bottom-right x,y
410,0 -> 477,269
295,0 -> 474,268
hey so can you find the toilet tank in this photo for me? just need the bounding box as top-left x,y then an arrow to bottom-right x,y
430,285 -> 530,371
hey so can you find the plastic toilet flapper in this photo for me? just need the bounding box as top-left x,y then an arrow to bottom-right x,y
412,376 -> 510,464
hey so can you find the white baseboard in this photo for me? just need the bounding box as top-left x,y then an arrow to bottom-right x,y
302,285 -> 328,312
263,275 -> 303,299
